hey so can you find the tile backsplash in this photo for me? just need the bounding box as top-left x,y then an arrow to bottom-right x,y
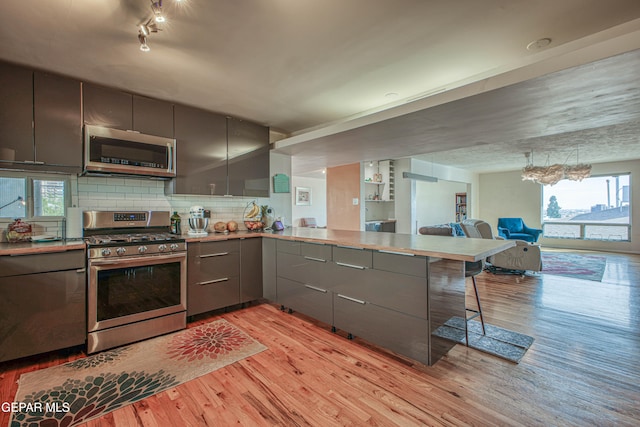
0,174 -> 280,241
75,176 -> 270,233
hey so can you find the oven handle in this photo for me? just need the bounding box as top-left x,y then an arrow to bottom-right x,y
89,252 -> 186,267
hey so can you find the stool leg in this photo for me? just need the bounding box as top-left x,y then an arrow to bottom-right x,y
471,276 -> 486,335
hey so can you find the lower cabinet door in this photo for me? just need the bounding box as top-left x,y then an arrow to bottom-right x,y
187,276 -> 240,316
333,293 -> 430,366
0,270 -> 86,362
277,277 -> 333,326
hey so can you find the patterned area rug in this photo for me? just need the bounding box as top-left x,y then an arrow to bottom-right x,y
10,319 -> 266,427
433,316 -> 534,363
541,251 -> 607,282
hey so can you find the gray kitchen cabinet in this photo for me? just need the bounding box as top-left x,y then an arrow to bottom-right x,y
0,62 -> 34,164
240,237 -> 263,303
0,250 -> 86,363
276,241 -> 334,325
262,237 -> 277,301
83,83 -> 174,138
132,95 -> 174,138
264,236 -> 465,365
187,240 -> 241,316
34,71 -> 82,171
0,63 -> 82,171
278,276 -> 334,326
333,293 -> 429,365
83,82 -> 133,130
167,104 -> 227,195
227,117 -> 270,197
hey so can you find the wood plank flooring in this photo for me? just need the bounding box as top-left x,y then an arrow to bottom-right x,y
1,249 -> 639,426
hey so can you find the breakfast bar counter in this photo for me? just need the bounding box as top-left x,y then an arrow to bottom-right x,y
263,227 -> 514,261
259,228 -> 515,366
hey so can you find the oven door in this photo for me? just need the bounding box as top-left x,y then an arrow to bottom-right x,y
88,252 -> 187,333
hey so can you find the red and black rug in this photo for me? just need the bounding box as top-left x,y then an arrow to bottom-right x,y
10,319 -> 266,427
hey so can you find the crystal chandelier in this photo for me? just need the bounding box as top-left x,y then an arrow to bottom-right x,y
521,151 -> 591,186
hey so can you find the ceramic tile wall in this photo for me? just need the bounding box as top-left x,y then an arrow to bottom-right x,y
75,176 -> 270,233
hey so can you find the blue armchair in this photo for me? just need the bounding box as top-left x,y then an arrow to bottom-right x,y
497,218 -> 542,243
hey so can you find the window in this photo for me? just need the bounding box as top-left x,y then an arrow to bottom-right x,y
0,177 -> 27,218
0,175 -> 68,219
542,174 -> 630,241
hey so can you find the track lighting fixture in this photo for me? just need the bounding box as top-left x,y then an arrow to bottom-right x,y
137,0 -> 184,52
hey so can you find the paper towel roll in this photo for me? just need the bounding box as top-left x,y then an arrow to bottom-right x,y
66,207 -> 83,239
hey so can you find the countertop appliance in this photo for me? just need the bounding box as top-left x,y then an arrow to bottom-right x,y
83,210 -> 186,354
84,125 -> 176,178
187,205 -> 208,236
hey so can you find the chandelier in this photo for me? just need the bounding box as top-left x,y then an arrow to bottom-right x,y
521,150 -> 591,186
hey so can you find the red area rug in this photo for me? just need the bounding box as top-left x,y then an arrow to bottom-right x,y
10,319 -> 266,427
541,251 -> 607,282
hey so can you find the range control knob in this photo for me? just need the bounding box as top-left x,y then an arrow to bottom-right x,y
138,246 -> 148,254
158,244 -> 167,252
101,248 -> 112,257
170,243 -> 180,251
116,247 -> 127,256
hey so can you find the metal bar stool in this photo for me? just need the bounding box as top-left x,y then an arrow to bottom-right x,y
464,260 -> 486,346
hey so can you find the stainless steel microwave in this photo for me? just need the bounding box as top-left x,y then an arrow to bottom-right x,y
84,125 -> 176,178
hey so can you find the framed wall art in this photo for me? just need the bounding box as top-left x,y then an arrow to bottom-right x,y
295,187 -> 311,205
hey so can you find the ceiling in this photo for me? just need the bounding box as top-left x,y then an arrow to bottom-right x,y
1,1 -> 640,176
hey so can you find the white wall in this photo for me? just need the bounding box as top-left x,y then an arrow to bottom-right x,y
394,158 -> 479,234
291,175 -> 327,227
478,159 -> 640,253
415,179 -> 467,227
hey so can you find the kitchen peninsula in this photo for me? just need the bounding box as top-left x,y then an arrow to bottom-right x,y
183,227 -> 511,365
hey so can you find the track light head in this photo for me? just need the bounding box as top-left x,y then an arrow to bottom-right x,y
138,33 -> 150,52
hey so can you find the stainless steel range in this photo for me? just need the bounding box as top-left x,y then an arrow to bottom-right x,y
83,210 -> 187,354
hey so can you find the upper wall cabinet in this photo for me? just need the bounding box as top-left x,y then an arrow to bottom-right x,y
227,117 -> 270,197
132,95 -> 174,138
0,62 -> 35,164
0,62 -> 82,172
34,71 -> 82,170
167,104 -> 227,195
83,83 -> 174,138
166,109 -> 270,196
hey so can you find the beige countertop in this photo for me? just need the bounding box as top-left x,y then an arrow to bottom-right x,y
183,230 -> 262,243
0,240 -> 86,256
0,229 -> 514,262
263,228 -> 514,262
185,228 -> 514,262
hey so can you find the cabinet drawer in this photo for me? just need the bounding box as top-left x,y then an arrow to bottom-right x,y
199,239 -> 240,255
188,276 -> 240,316
196,251 -> 240,282
333,294 -> 429,366
300,242 -> 332,261
332,268 -> 427,319
332,246 -> 372,269
276,239 -> 301,255
277,277 -> 333,326
0,250 -> 85,278
277,252 -> 334,289
373,250 -> 427,278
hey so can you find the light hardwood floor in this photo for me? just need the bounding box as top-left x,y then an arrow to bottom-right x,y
1,250 -> 639,426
